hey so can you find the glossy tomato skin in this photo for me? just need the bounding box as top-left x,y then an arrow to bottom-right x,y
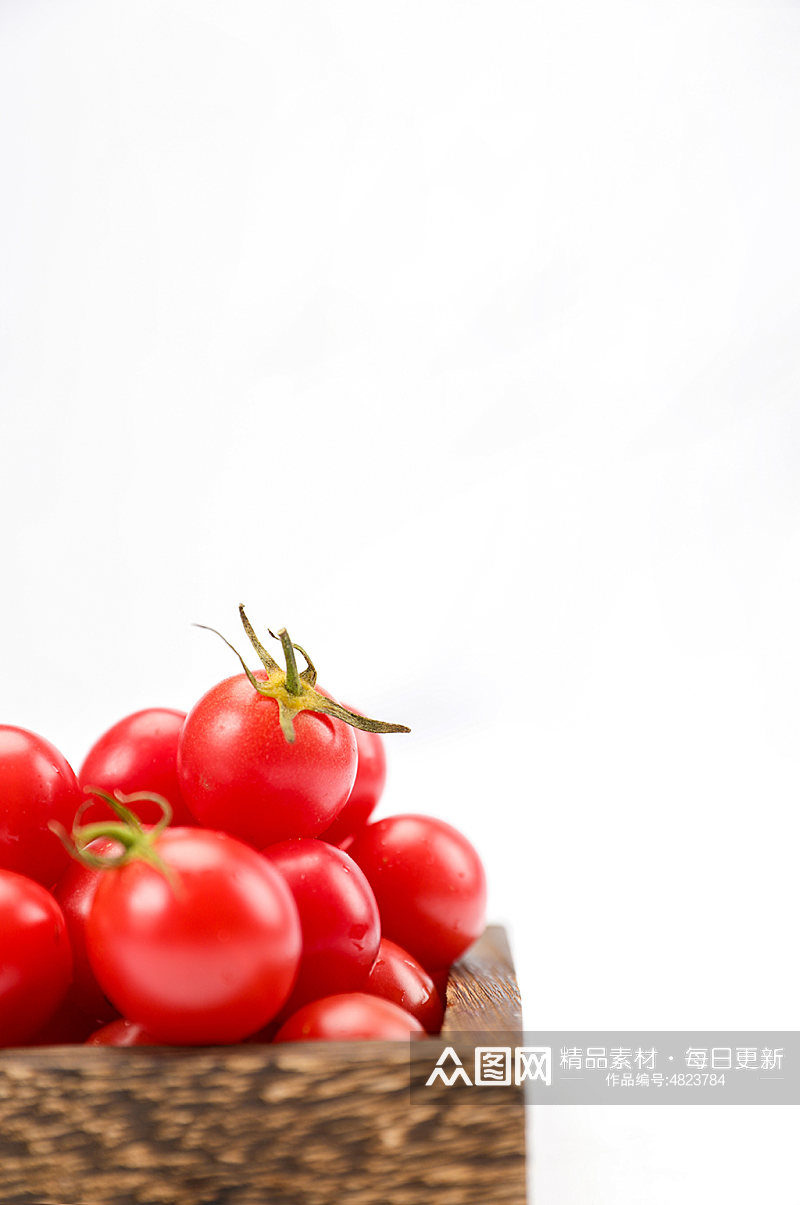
86,1019 -> 157,1046
273,992 -> 424,1042
367,938 -> 444,1034
261,838 -> 381,1015
53,838 -> 121,1023
177,671 -> 358,848
0,726 -> 83,886
319,720 -> 387,846
86,828 -> 302,1044
0,869 -> 73,1046
79,708 -> 194,826
348,815 -> 487,972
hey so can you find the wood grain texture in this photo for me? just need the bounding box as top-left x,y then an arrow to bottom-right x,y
443,925 -> 523,1034
0,926 -> 526,1205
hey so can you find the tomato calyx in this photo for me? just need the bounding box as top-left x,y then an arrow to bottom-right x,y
49,787 -> 173,877
194,605 -> 411,744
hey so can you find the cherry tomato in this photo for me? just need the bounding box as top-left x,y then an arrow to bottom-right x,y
79,708 -> 194,826
348,815 -> 486,971
429,968 -> 450,999
242,1018 -> 281,1044
0,869 -> 73,1046
177,671 -> 357,847
367,938 -> 444,1033
86,828 -> 302,1044
24,998 -> 101,1046
261,838 -> 381,1014
53,838 -> 121,1023
273,993 -> 424,1042
86,1019 -> 157,1046
0,725 -> 83,886
319,718 -> 387,846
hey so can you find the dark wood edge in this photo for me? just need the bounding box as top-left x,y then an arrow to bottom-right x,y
0,928 -> 528,1205
443,924 -> 522,1033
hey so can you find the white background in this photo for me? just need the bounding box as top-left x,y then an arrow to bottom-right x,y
2,2 -> 800,1201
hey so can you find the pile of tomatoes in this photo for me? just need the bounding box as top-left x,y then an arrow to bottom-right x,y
0,610 -> 486,1048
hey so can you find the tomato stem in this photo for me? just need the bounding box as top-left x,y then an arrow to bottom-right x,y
196,607 -> 411,744
294,641 -> 318,687
193,622 -> 263,693
238,604 -> 280,672
277,627 -> 302,695
49,788 -> 175,880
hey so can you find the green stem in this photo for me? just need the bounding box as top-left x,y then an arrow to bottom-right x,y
239,604 -> 280,671
278,627 -> 302,695
195,609 -> 410,742
193,623 -> 262,692
49,788 -> 174,877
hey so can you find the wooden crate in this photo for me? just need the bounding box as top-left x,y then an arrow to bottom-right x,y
0,926 -> 526,1204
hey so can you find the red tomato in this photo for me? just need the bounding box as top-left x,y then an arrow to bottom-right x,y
273,993 -> 424,1042
348,815 -> 486,971
367,938 -> 444,1034
319,719 -> 387,846
0,726 -> 83,886
79,708 -> 194,826
177,671 -> 358,847
24,998 -> 101,1046
86,1019 -> 157,1046
429,968 -> 450,999
261,838 -> 381,1014
53,838 -> 121,1023
0,869 -> 73,1046
242,1018 -> 281,1044
86,828 -> 302,1044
